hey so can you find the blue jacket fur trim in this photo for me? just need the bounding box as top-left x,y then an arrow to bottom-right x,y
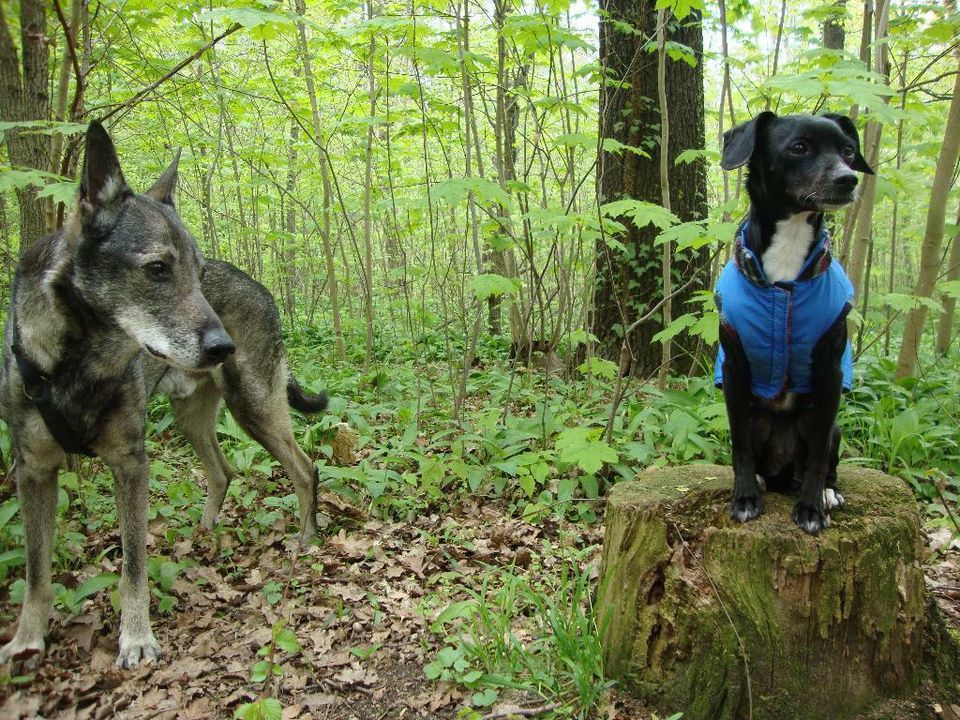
713,223 -> 854,399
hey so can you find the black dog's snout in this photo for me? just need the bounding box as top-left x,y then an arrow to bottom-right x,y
200,325 -> 235,365
832,173 -> 858,192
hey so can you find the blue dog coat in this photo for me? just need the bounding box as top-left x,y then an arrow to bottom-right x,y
713,223 -> 854,400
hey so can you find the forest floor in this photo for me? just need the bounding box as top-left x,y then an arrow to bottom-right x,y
0,448 -> 960,720
0,465 -> 614,720
0,473 -> 958,720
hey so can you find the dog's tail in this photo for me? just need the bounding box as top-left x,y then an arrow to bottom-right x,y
287,376 -> 328,414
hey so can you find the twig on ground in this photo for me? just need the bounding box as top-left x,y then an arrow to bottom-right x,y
479,702 -> 561,720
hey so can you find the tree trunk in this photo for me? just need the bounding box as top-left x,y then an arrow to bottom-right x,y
361,0 -> 378,374
895,61 -> 960,378
845,0 -> 890,299
822,0 -> 847,50
598,464 -> 960,720
294,0 -> 346,362
0,0 -> 51,253
656,8 -> 672,385
594,1 -> 708,377
934,202 -> 960,354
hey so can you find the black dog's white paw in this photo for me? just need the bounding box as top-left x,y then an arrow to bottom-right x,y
792,502 -> 827,534
730,494 -> 763,523
823,488 -> 845,511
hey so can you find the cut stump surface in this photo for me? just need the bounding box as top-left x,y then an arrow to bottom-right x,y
597,464 -> 955,720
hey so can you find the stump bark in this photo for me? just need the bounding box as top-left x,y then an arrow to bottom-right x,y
597,464 -> 959,720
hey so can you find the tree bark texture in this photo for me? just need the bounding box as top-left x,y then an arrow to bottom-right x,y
0,0 -> 52,253
595,2 -> 708,377
598,464 -> 960,720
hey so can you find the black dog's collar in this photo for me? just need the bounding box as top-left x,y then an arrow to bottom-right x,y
732,220 -> 834,287
11,323 -> 96,457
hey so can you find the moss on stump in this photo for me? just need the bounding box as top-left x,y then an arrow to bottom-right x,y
597,464 -> 958,720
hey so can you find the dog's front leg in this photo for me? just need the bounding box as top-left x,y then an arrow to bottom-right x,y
793,314 -> 847,534
0,445 -> 64,666
720,323 -> 763,522
106,448 -> 161,668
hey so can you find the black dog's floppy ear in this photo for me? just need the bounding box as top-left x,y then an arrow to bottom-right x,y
146,148 -> 182,206
80,122 -> 131,218
822,113 -> 874,175
721,111 -> 776,171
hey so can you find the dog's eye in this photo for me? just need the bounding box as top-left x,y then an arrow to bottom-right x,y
789,141 -> 809,155
842,145 -> 856,159
144,261 -> 171,281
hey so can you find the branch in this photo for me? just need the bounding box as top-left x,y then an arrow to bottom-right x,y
96,22 -> 242,122
52,0 -> 82,119
479,703 -> 561,720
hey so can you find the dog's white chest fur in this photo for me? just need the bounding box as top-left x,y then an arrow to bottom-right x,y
762,212 -> 815,283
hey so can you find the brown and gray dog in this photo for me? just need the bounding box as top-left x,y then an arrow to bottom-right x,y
0,122 -> 326,669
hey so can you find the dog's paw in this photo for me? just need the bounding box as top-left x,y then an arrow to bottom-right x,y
792,502 -> 827,535
823,488 -> 846,511
730,494 -> 763,523
116,633 -> 162,669
199,508 -> 219,531
0,636 -> 45,670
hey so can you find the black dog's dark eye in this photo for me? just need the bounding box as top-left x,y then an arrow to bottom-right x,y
789,141 -> 809,154
144,261 -> 171,280
842,145 -> 855,159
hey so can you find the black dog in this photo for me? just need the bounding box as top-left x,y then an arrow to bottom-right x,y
715,112 -> 873,534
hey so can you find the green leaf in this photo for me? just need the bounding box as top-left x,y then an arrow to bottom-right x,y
580,474 -> 599,499
462,669 -> 483,684
553,132 -> 596,149
556,427 -> 618,474
234,698 -> 283,720
937,279 -> 960,299
600,137 -> 650,157
273,626 -> 301,653
601,199 -> 679,230
472,687 -> 498,707
74,573 -> 120,603
578,356 -> 618,380
655,0 -> 705,21
431,177 -> 512,209
470,273 -> 516,300
518,473 -> 536,497
431,600 -> 476,631
675,148 -> 717,165
652,314 -> 697,344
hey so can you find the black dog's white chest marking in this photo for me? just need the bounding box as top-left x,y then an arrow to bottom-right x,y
762,212 -> 815,283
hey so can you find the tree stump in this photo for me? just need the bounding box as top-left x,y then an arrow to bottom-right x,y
597,464 -> 959,720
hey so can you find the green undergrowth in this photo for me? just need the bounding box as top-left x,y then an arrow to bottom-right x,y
0,323 -> 957,717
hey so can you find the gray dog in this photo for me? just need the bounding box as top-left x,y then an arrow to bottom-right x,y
0,122 -> 327,669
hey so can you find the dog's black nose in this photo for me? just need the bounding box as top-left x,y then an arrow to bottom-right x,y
201,327 -> 235,365
833,173 -> 858,192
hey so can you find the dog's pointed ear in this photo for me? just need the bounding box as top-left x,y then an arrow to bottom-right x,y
146,149 -> 181,206
822,113 -> 874,175
80,122 -> 131,217
721,111 -> 776,171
